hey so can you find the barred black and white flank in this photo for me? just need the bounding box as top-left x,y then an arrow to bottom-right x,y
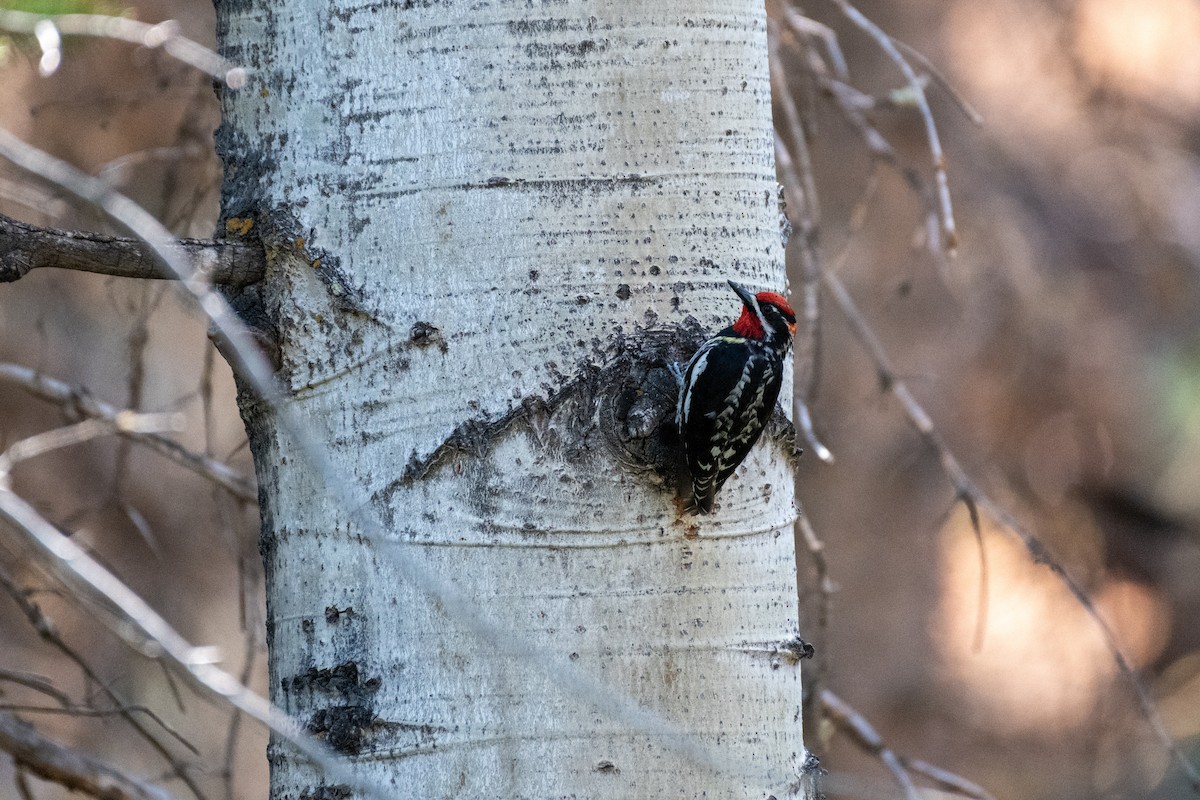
675,280 -> 797,514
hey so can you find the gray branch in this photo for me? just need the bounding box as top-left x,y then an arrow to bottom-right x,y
0,711 -> 173,800
0,212 -> 264,287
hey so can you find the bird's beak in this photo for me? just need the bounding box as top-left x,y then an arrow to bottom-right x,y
727,280 -> 757,307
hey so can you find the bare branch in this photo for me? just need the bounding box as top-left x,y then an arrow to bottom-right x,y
97,144 -> 211,186
0,363 -> 256,503
0,212 -> 264,287
795,504 -> 834,743
0,10 -> 246,87
889,37 -> 984,127
821,689 -> 996,800
778,9 -> 849,81
0,711 -> 173,800
0,569 -> 208,799
820,689 -> 923,800
0,670 -> 70,708
778,2 -> 950,261
769,23 -> 834,464
13,766 -> 34,800
823,0 -> 958,252
0,415 -> 182,485
903,756 -> 997,800
0,706 -> 197,755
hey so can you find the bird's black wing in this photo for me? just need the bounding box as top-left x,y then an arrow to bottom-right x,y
679,336 -> 783,512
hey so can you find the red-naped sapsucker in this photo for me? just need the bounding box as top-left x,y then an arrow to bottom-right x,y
674,280 -> 797,514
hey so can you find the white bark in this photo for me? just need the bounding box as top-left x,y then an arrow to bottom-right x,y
215,1 -> 811,797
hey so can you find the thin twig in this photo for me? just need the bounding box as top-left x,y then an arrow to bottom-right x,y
13,767 -> 34,800
0,569 -> 208,800
0,415 -> 181,485
0,490 -> 365,792
778,8 -> 850,81
0,710 -> 173,800
903,756 -> 996,800
0,363 -> 256,503
0,705 -> 198,755
821,689 -> 995,800
820,689 -> 923,800
769,23 -> 834,464
223,511 -> 262,800
0,670 -> 71,708
97,144 -> 211,185
221,624 -> 259,800
795,505 -> 833,745
0,10 -> 245,87
0,420 -> 114,480
890,38 -> 984,126
823,0 -> 958,252
774,137 -> 833,464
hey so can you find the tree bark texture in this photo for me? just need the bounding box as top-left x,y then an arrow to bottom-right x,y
215,1 -> 810,797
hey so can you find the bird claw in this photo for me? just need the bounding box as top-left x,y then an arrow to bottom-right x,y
668,360 -> 685,389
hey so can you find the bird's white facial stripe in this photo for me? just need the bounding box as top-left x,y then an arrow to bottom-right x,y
748,294 -> 769,334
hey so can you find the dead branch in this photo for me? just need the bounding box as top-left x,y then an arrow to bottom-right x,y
820,0 -> 958,251
0,10 -> 245,87
777,6 -> 945,263
769,23 -> 833,464
0,212 -> 264,287
0,569 -> 207,799
0,711 -> 173,800
821,689 -> 996,800
0,363 -> 256,503
0,670 -> 70,708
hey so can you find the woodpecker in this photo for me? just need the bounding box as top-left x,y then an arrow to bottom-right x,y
675,280 -> 797,514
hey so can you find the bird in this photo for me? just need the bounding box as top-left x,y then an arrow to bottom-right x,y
674,280 -> 797,514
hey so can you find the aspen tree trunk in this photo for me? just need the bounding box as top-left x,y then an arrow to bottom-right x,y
215,1 -> 813,797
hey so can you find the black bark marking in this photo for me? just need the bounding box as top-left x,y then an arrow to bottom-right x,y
307,705 -> 375,753
374,173 -> 657,200
285,661 -> 381,756
389,325 -> 678,487
214,125 -> 274,233
298,785 -> 352,800
409,321 -> 447,351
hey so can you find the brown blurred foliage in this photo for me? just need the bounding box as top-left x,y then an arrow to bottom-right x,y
0,1 -> 1199,799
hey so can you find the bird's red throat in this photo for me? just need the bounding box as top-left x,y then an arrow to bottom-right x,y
731,307 -> 764,339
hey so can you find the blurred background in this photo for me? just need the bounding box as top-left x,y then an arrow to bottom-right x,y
1,1 -> 1198,798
